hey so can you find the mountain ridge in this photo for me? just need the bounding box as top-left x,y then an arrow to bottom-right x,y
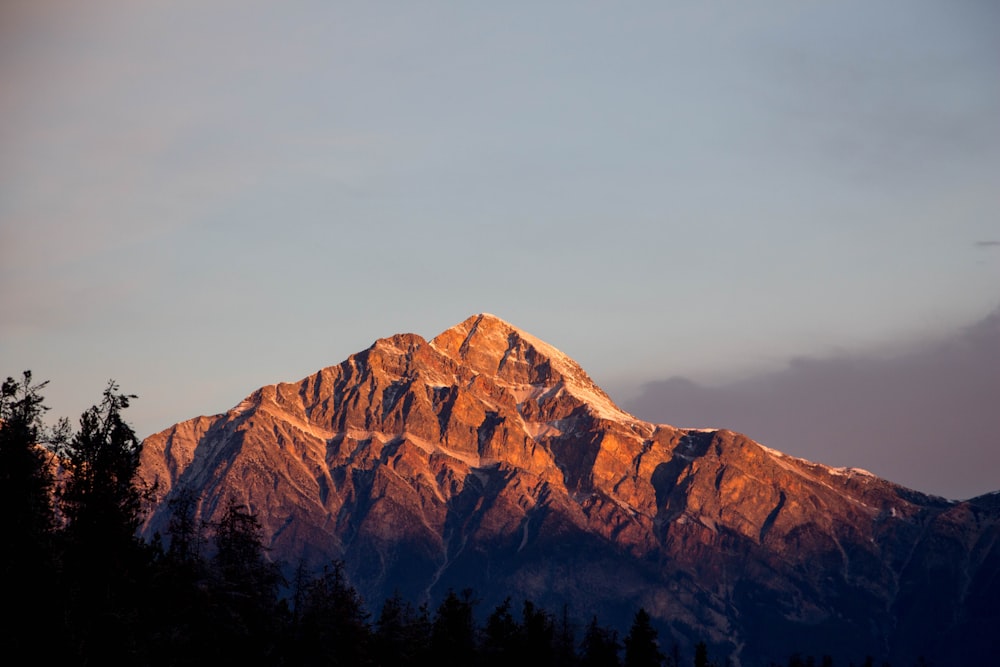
137,313 -> 1000,666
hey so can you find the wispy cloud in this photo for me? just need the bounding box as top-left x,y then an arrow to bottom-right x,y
975,240 -> 1000,248
624,307 -> 1000,501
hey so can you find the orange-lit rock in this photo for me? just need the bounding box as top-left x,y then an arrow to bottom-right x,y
138,314 -> 1000,667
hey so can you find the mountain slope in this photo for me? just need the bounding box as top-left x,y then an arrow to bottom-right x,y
138,314 -> 1000,666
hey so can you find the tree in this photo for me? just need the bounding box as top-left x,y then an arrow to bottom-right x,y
146,487 -> 214,664
0,371 -> 57,546
481,597 -> 519,666
554,603 -> 579,667
521,599 -> 556,663
580,615 -> 622,667
374,590 -> 431,666
57,379 -> 153,662
211,497 -> 281,597
291,559 -> 371,666
0,371 -> 64,653
59,380 -> 146,548
163,485 -> 206,564
624,608 -> 663,667
430,588 -> 479,667
694,641 -> 709,667
207,497 -> 287,663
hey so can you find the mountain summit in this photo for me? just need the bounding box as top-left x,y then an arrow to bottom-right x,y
139,314 -> 1000,666
430,313 -> 628,419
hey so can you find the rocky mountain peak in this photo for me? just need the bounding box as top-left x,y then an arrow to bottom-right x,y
430,313 -> 630,422
430,313 -> 562,381
136,313 -> 1000,667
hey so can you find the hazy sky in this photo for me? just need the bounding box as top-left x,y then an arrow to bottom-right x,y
2,2 -> 998,498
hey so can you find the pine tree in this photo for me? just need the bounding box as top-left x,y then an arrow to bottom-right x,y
207,497 -> 286,663
59,380 -> 146,548
146,487 -> 214,664
0,372 -> 57,547
580,615 -> 622,667
624,608 -> 663,667
57,380 -> 153,662
374,590 -> 431,666
293,559 -> 371,666
521,599 -> 556,663
0,372 -> 63,653
163,485 -> 205,564
694,641 -> 709,667
554,603 -> 579,667
482,597 -> 519,667
430,588 -> 479,667
212,497 -> 280,595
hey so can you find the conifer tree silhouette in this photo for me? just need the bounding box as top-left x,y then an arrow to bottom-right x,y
58,380 -> 152,662
0,372 -> 63,653
431,588 -> 479,667
374,590 -> 431,666
207,497 -> 286,663
581,615 -> 622,667
293,559 -> 371,666
624,608 -> 663,667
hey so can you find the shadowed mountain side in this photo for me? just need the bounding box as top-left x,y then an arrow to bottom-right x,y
625,306 -> 1000,501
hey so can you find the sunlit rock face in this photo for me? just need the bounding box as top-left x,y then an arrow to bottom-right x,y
139,314 -> 1000,666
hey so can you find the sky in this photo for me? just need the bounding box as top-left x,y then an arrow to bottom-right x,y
2,1 -> 998,499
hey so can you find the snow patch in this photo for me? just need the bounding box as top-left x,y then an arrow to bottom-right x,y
522,420 -> 564,439
828,466 -> 876,478
230,397 -> 257,417
755,442 -> 789,458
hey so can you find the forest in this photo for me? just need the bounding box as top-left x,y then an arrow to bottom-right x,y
0,372 -> 930,667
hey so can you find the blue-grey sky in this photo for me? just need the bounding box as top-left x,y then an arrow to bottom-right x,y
2,2 -> 998,498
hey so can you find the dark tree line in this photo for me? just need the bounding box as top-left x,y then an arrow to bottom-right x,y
0,372 -> 932,667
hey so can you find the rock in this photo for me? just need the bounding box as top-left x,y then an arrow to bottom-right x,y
138,313 -> 1000,666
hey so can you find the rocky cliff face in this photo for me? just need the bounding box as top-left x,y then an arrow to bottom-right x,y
138,314 -> 1000,666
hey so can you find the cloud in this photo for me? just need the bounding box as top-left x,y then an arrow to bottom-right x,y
623,306 -> 1000,500
975,240 -> 1000,248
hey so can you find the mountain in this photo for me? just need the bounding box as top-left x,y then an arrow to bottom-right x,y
138,313 -> 1000,666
